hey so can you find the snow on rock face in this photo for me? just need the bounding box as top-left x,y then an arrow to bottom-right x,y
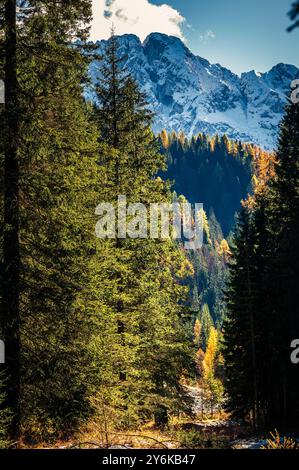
88,33 -> 299,149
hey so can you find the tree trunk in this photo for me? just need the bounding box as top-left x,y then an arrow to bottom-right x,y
154,406 -> 168,429
245,246 -> 259,430
1,0 -> 20,438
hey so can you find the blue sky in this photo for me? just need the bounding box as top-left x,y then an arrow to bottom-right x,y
91,0 -> 298,75
150,0 -> 298,74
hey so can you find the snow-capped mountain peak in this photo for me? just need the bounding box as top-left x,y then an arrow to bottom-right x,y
88,33 -> 299,149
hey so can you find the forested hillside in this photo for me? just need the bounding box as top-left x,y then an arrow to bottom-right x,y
158,132 -> 274,328
159,131 -> 272,235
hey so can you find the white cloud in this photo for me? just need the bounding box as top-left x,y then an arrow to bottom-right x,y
90,0 -> 186,42
199,30 -> 215,42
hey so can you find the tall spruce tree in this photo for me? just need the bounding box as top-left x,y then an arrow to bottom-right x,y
92,32 -> 193,428
1,0 -> 20,437
1,0 -> 102,441
264,102 -> 299,424
223,101 -> 299,427
223,205 -> 269,428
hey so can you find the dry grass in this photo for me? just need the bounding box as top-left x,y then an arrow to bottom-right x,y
261,430 -> 298,450
17,412 -> 241,449
72,418 -> 182,449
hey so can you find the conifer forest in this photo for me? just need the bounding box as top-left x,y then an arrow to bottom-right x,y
0,0 -> 299,454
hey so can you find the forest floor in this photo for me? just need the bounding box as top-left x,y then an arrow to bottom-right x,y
20,385 -> 268,449
22,418 -> 261,449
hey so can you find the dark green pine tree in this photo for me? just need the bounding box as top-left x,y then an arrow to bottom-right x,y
92,32 -> 193,429
222,206 -> 266,429
1,0 -> 20,438
95,29 -> 128,149
264,102 -> 299,425
223,101 -> 299,428
200,303 -> 213,352
190,285 -> 201,317
1,0 -> 102,441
